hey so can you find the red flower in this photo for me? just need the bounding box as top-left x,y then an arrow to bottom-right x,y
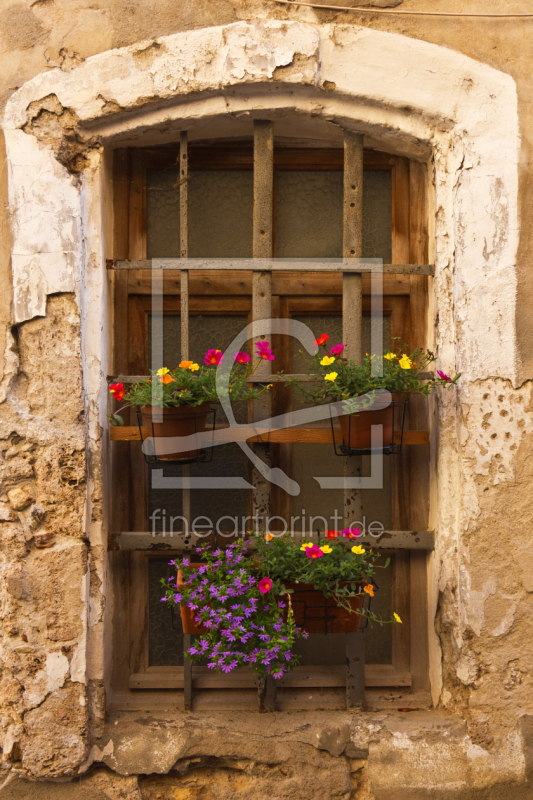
326,530 -> 339,540
258,577 -> 272,594
314,334 -> 329,346
109,383 -> 125,402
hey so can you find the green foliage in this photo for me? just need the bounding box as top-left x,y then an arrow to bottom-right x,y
291,337 -> 460,409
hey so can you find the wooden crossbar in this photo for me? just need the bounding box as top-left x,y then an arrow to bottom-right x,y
108,258 -> 434,275
109,530 -> 435,552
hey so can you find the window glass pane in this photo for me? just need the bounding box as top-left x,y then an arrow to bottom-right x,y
149,557 -> 183,666
147,169 -> 253,258
275,169 -> 391,261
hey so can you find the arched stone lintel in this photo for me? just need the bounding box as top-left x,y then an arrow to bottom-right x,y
2,19 -> 519,385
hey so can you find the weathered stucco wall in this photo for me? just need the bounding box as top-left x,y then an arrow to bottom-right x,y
1,3 -> 533,798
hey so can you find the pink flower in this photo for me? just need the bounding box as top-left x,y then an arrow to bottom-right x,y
304,544 -> 325,559
255,341 -> 275,361
437,370 -> 451,382
330,344 -> 345,357
342,527 -> 361,539
258,577 -> 272,593
234,351 -> 251,364
204,349 -> 224,365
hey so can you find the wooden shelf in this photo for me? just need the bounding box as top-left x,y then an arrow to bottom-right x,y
109,425 -> 429,446
129,664 -> 411,691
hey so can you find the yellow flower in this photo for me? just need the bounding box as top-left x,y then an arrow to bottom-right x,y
399,354 -> 413,370
351,545 -> 366,555
265,533 -> 274,542
320,545 -> 332,554
394,613 -> 402,624
324,372 -> 338,382
384,352 -> 396,361
320,356 -> 335,366
157,367 -> 170,376
189,363 -> 200,372
300,542 -> 313,551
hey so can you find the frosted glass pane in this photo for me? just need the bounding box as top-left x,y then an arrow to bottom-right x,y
149,557 -> 184,666
148,167 -> 391,260
146,169 -> 253,258
275,170 -> 391,261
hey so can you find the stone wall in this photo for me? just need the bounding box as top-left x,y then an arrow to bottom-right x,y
1,2 -> 533,797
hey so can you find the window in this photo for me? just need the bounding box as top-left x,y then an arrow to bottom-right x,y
108,133 -> 432,711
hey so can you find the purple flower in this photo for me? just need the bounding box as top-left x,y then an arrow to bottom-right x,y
259,634 -> 270,642
273,670 -> 284,679
182,558 -> 190,567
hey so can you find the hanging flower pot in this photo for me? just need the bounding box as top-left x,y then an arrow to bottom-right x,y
289,333 -> 459,457
338,392 -> 402,451
139,403 -> 211,461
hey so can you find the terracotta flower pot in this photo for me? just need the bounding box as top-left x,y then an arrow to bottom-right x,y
176,566 -> 368,636
339,393 -> 400,450
140,402 -> 211,460
283,580 -> 367,634
177,565 -> 207,635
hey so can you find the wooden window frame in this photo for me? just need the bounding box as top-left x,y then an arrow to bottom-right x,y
108,143 -> 431,711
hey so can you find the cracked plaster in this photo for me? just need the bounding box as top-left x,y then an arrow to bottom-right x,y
0,15 -> 529,789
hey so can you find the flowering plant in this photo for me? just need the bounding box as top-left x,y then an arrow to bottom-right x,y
108,341 -> 274,425
255,532 -> 399,622
162,533 -> 400,680
161,540 -> 303,681
291,334 -> 459,411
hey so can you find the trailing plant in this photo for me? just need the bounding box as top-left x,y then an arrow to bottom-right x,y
161,540 -> 304,681
108,341 -> 274,425
290,333 -> 459,413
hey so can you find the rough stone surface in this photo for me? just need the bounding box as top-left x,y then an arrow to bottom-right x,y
0,1 -> 533,796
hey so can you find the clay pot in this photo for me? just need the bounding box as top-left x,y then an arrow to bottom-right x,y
283,580 -> 367,634
177,565 -> 207,635
177,566 -> 368,636
139,403 -> 211,460
338,393 -> 400,450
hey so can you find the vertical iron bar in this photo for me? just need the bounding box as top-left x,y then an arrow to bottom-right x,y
180,130 -> 193,710
253,119 -> 276,712
343,129 -> 365,708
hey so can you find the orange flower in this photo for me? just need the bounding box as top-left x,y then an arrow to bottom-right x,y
179,360 -> 193,369
265,533 -> 274,542
364,584 -> 375,597
159,373 -> 175,385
